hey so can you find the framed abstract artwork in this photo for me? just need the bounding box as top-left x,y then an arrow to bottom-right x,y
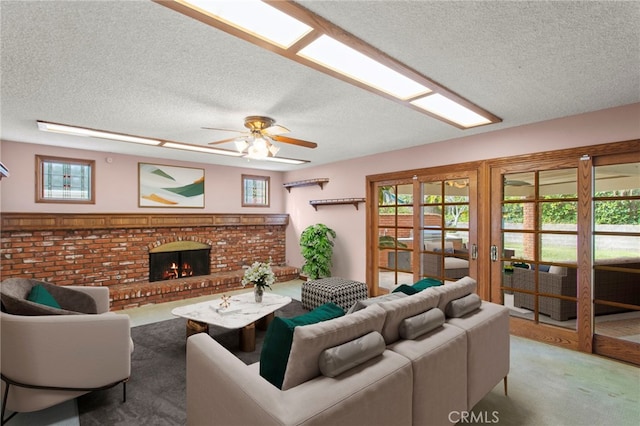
138,163 -> 204,208
242,174 -> 270,207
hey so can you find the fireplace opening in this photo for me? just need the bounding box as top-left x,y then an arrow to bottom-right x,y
149,241 -> 211,282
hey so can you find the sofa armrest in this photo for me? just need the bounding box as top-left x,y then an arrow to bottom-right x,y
187,333 -> 413,426
0,312 -> 131,388
66,285 -> 110,313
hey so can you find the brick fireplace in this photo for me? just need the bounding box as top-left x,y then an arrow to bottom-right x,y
0,212 -> 300,310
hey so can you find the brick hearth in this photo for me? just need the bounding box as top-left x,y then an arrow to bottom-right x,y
109,266 -> 299,310
1,212 -> 299,310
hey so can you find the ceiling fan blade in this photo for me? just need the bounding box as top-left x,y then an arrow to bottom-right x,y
202,126 -> 244,133
208,136 -> 243,145
271,135 -> 318,149
263,124 -> 290,136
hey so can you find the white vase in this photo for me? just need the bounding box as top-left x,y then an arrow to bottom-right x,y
254,286 -> 263,303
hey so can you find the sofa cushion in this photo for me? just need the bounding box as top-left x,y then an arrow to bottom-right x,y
399,308 -> 445,340
27,284 -> 61,309
319,331 -> 386,377
259,302 -> 344,389
377,290 -> 440,344
432,276 -> 477,312
347,292 -> 407,313
281,304 -> 386,390
445,293 -> 482,318
549,265 -> 567,275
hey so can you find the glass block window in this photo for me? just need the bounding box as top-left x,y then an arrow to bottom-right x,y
36,155 -> 95,203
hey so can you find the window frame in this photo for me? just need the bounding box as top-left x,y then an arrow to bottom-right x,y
35,155 -> 96,204
241,174 -> 270,207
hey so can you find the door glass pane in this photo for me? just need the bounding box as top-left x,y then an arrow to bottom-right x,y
539,168 -> 577,198
540,201 -> 578,232
444,178 -> 469,198
502,168 -> 577,331
422,181 -> 441,203
503,202 -> 535,231
593,161 -> 640,341
502,231 -> 535,262
504,172 -> 535,200
540,234 -> 578,263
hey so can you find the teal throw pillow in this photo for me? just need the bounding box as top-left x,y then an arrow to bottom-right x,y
392,284 -> 418,295
27,284 -> 61,309
260,302 -> 344,389
412,278 -> 443,291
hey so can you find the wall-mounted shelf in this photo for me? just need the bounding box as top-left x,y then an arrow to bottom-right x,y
309,198 -> 366,211
283,178 -> 329,192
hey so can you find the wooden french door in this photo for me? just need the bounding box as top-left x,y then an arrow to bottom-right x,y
368,167 -> 479,296
490,158 -> 584,349
489,147 -> 640,365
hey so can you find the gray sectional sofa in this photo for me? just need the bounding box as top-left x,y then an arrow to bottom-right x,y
186,277 -> 509,426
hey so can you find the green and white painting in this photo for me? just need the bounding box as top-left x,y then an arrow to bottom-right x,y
138,163 -> 205,208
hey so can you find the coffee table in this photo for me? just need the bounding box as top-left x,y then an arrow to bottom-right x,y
171,291 -> 291,351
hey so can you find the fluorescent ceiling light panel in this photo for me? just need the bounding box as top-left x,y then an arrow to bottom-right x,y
163,142 -> 243,156
411,94 -> 492,128
37,121 -> 162,145
179,0 -> 312,48
259,156 -> 308,165
297,35 -> 431,100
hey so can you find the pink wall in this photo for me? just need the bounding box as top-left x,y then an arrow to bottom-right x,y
0,142 -> 285,214
283,103 -> 640,282
2,104 -> 639,284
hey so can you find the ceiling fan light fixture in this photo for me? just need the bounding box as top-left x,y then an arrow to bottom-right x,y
268,143 -> 280,156
178,0 -> 312,49
234,138 -> 249,153
297,35 -> 431,100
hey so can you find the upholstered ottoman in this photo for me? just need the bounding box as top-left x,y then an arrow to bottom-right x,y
301,277 -> 369,311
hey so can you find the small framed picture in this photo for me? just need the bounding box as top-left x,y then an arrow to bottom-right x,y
242,174 -> 270,207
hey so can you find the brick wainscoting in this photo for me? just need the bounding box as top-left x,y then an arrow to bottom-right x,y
1,213 -> 300,310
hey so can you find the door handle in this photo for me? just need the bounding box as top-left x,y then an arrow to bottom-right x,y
490,245 -> 498,262
471,244 -> 478,260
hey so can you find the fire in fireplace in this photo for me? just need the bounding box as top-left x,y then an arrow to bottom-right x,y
149,241 -> 211,282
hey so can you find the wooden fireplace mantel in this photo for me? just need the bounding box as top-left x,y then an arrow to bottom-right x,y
0,212 -> 289,231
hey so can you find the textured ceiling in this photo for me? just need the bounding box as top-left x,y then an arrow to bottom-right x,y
1,1 -> 639,171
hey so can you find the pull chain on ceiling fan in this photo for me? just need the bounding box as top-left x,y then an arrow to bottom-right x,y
206,116 -> 317,159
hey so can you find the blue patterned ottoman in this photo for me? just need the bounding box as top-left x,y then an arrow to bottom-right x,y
301,277 -> 369,312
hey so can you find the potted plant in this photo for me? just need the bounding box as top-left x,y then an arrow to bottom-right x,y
242,260 -> 276,302
299,223 -> 337,280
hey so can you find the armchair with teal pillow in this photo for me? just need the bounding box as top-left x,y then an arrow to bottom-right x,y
1,278 -> 132,425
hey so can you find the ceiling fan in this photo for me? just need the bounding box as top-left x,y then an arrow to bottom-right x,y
205,116 -> 317,159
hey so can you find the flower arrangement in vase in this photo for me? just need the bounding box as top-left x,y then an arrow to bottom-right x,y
242,260 -> 276,303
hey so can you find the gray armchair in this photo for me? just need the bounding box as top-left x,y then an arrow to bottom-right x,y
1,278 -> 132,425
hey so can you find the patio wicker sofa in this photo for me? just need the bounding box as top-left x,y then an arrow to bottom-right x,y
388,242 -> 469,280
512,258 -> 640,321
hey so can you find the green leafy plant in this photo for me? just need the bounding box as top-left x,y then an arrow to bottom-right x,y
300,223 -> 337,279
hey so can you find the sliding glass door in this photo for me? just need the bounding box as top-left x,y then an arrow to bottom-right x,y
490,149 -> 639,364
592,158 -> 640,363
